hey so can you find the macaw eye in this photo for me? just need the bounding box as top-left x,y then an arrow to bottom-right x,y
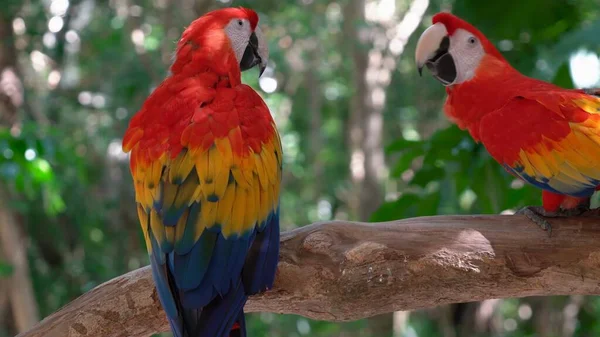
468,37 -> 477,45
237,20 -> 243,26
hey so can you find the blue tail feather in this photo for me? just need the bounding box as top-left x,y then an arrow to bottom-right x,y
243,209 -> 280,294
229,310 -> 247,337
197,280 -> 248,337
173,230 -> 218,291
148,231 -> 184,337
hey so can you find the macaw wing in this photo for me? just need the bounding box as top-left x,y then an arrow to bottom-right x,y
479,91 -> 600,197
127,85 -> 282,337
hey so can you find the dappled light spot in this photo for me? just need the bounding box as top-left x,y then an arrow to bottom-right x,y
0,68 -> 23,107
498,39 -> 513,52
43,32 -> 57,48
30,51 -> 50,72
48,70 -> 61,88
48,16 -> 64,33
259,76 -> 277,93
78,91 -> 92,105
24,149 -> 36,161
570,49 -> 600,88
107,139 -> 129,161
50,0 -> 70,16
12,18 -> 25,35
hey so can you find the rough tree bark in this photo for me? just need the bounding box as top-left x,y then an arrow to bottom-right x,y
17,214 -> 600,337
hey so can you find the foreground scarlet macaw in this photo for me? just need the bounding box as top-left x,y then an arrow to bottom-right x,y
415,12 -> 600,234
122,7 -> 282,337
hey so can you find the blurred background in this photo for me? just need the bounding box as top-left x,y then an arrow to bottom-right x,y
1,0 -> 599,336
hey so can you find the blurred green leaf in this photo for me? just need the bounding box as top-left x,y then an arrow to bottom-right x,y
385,138 -> 423,154
370,193 -> 421,222
411,166 -> 445,188
390,147 -> 424,178
0,261 -> 14,277
552,62 -> 575,89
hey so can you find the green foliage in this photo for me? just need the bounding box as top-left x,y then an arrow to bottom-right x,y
0,261 -> 14,278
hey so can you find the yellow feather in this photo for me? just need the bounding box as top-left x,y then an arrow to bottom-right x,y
212,141 -> 232,200
191,185 -> 203,203
574,98 -> 600,115
150,209 -> 164,248
272,179 -> 280,210
200,200 -> 217,230
195,149 -> 210,198
165,226 -> 175,245
243,175 -> 258,231
559,160 -> 593,184
252,174 -> 263,223
168,152 -> 196,183
230,185 -> 246,234
261,146 -> 277,185
231,165 -> 248,189
217,183 -> 236,237
149,157 -> 165,185
137,205 -> 151,253
161,180 -> 179,211
273,130 -> 284,167
258,184 -> 269,225
169,173 -> 200,210
241,156 -> 255,187
143,187 -> 154,210
572,129 -> 600,159
254,153 -> 268,189
175,208 -> 189,243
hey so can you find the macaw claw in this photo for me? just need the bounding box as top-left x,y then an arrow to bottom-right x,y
515,205 -> 590,237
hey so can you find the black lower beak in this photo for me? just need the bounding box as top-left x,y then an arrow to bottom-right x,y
426,52 -> 456,85
240,32 -> 264,77
420,36 -> 457,86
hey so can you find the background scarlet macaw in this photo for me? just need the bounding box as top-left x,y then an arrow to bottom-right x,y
415,12 -> 600,234
122,7 -> 282,337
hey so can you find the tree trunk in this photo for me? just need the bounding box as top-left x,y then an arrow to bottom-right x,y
344,0 -> 430,334
307,43 -> 324,199
0,6 -> 40,334
0,4 -> 22,126
0,188 -> 40,332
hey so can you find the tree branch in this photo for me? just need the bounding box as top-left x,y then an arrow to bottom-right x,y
18,214 -> 600,337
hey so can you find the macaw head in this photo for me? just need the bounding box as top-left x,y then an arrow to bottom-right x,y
171,7 -> 268,77
415,12 -> 506,86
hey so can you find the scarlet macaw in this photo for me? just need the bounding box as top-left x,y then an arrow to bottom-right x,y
122,7 -> 282,337
415,12 -> 600,234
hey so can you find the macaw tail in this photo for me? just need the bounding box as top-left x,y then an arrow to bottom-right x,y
228,313 -> 247,337
193,278 -> 248,337
151,249 -> 248,337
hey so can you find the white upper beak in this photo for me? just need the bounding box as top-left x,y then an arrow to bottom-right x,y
415,22 -> 448,72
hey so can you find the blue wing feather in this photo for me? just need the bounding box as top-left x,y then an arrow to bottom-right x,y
243,208 -> 280,294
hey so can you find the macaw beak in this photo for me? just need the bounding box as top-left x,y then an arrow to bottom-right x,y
415,22 -> 457,85
240,31 -> 267,77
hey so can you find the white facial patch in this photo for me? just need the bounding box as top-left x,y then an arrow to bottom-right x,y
224,18 -> 253,64
449,28 -> 485,84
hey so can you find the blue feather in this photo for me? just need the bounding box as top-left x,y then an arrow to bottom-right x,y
175,202 -> 202,255
148,231 -> 183,337
197,280 -> 248,337
173,229 -> 217,291
506,164 -> 598,198
243,208 -> 280,295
